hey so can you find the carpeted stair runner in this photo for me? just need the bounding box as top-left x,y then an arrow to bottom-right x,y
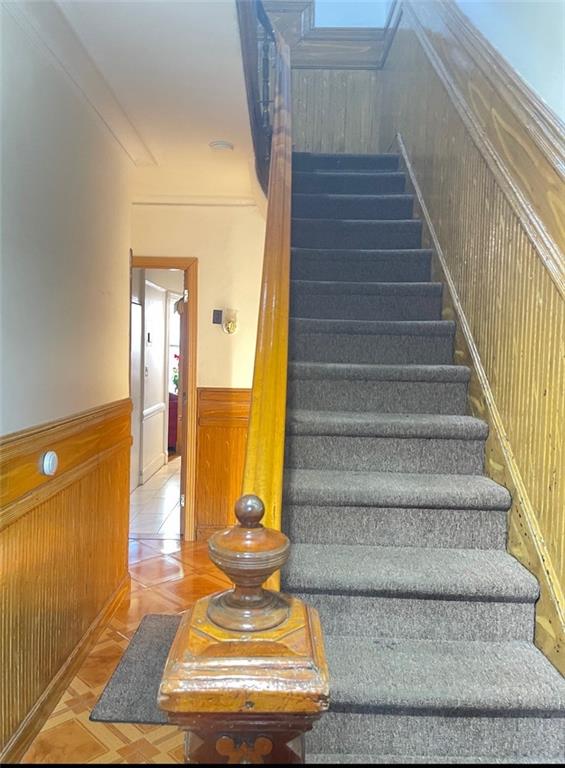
282,152 -> 565,763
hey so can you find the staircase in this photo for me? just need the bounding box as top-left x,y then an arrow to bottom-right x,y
282,152 -> 565,763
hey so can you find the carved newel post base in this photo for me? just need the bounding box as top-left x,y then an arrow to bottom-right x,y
158,495 -> 330,764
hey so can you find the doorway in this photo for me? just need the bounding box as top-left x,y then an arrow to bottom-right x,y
129,255 -> 198,541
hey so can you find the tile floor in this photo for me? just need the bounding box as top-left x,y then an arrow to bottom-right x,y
130,458 -> 181,539
22,539 -> 230,764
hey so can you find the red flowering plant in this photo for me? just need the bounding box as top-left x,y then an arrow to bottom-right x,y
172,354 -> 180,393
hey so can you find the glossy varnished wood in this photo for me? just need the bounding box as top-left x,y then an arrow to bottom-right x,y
241,30 -> 292,548
0,399 -> 131,523
21,540 -> 231,765
383,4 -> 564,671
401,0 -> 565,293
0,401 -> 131,760
292,68 -> 384,153
160,460 -> 329,762
195,389 -> 251,541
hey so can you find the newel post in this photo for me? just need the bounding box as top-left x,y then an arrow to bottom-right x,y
158,494 -> 330,764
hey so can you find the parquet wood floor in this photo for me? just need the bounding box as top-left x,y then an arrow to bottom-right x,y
21,540 -> 230,764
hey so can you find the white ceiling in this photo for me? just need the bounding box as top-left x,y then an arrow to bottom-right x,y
58,0 -> 258,202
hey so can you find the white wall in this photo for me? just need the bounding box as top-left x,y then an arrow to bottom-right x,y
456,0 -> 565,121
131,204 -> 265,389
1,7 -> 131,435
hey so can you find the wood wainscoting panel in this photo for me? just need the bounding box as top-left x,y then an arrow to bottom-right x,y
195,389 -> 251,541
380,6 -> 564,672
0,400 -> 131,760
292,68 -> 384,154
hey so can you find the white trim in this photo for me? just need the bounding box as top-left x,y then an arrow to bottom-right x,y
132,195 -> 258,208
142,402 -> 166,420
141,452 -> 167,484
4,0 -> 156,167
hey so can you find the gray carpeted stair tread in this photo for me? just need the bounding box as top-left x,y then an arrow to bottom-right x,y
283,544 -> 539,602
291,281 -> 442,297
307,754 -> 562,764
291,248 -> 432,282
292,193 -> 414,220
286,410 -> 487,440
293,171 -> 406,194
291,319 -> 455,366
283,468 -> 511,510
291,280 -> 442,321
291,318 -> 455,336
289,362 -> 470,383
322,636 -> 565,715
293,152 -> 400,171
292,218 -> 422,249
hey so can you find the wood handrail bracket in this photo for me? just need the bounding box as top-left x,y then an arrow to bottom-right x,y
241,24 -> 293,541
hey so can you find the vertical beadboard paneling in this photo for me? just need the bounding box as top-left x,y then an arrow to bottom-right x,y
195,389 -> 251,541
383,16 -> 564,670
0,402 -> 130,758
291,69 -> 384,154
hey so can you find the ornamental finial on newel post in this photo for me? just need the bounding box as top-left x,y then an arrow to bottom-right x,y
158,494 -> 329,765
207,495 -> 291,632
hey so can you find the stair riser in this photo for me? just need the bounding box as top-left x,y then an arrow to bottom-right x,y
290,333 -> 454,365
306,711 -> 563,761
291,292 -> 442,321
285,435 -> 485,474
291,252 -> 432,283
293,173 -> 406,195
287,379 -> 468,414
283,506 -> 507,549
292,221 -> 422,250
293,155 -> 400,172
292,196 -> 414,220
286,591 -> 534,642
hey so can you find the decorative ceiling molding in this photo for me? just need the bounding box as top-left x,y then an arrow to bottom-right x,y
4,1 -> 156,167
132,195 -> 259,208
263,0 -> 386,69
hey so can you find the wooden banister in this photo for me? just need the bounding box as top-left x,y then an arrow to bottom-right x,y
240,22 -> 292,552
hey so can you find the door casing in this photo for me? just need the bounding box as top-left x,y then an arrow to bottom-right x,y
130,254 -> 198,541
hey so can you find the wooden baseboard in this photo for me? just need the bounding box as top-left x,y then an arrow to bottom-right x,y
0,576 -> 130,764
396,133 -> 564,675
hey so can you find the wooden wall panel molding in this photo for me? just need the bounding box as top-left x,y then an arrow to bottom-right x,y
392,78 -> 564,670
1,578 -> 130,764
0,398 -> 131,517
0,400 -> 131,757
379,9 -> 565,672
401,0 -> 565,296
195,388 -> 251,540
292,69 -> 383,153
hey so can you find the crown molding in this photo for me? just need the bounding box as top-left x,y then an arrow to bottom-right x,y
3,0 -> 156,167
132,194 -> 258,208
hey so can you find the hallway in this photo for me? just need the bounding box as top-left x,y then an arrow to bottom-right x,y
130,459 -> 181,539
21,540 -> 230,764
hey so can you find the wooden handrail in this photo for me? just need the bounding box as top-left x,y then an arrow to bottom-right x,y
241,25 -> 292,552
